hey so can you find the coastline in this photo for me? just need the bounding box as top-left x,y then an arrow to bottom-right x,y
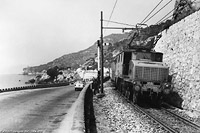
0,74 -> 35,89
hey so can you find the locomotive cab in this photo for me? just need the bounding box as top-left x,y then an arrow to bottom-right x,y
114,49 -> 171,105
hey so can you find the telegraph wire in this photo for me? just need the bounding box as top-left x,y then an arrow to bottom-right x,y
142,0 -> 173,24
141,0 -> 164,24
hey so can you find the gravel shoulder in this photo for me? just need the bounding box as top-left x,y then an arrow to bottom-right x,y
93,80 -> 200,133
93,81 -> 158,133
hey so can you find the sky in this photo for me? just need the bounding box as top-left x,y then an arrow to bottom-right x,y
0,0 -> 176,74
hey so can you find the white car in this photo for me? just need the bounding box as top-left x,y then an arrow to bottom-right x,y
75,81 -> 84,91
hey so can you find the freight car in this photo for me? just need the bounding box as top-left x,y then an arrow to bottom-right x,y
111,47 -> 172,105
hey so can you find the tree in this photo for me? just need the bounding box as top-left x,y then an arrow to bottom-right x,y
47,66 -> 59,81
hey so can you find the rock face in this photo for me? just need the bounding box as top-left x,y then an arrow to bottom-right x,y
155,10 -> 200,111
173,0 -> 200,21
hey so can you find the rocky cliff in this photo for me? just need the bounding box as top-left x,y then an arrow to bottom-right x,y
173,0 -> 200,21
155,10 -> 200,112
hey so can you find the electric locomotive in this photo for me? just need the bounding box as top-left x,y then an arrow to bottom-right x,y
111,46 -> 172,105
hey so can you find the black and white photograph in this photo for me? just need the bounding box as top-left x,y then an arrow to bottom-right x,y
0,0 -> 200,132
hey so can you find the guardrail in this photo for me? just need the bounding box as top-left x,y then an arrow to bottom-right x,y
57,82 -> 95,133
0,82 -> 69,93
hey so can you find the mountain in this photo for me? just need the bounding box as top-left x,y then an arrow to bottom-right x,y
22,23 -> 179,74
23,1 -> 200,74
23,33 -> 129,73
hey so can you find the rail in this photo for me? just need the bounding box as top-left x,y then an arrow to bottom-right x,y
130,103 -> 179,133
117,91 -> 179,133
162,107 -> 200,130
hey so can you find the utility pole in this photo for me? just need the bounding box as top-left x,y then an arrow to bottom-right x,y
97,40 -> 100,71
100,11 -> 104,94
97,11 -> 136,97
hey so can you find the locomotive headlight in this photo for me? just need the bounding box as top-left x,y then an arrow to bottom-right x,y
164,83 -> 171,88
163,83 -> 172,94
135,85 -> 140,91
133,81 -> 137,85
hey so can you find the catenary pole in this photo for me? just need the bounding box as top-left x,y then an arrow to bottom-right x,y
100,11 -> 104,94
98,11 -> 134,96
97,40 -> 101,71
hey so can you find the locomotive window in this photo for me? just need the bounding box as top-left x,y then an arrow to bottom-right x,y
136,53 -> 151,60
151,53 -> 163,62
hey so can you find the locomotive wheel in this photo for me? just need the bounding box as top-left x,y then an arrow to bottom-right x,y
123,83 -> 126,96
155,94 -> 162,107
132,92 -> 138,104
125,89 -> 130,100
116,78 -> 119,90
151,93 -> 161,107
120,83 -> 123,93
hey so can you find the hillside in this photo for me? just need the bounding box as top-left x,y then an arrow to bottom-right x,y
23,0 -> 200,74
23,33 -> 129,73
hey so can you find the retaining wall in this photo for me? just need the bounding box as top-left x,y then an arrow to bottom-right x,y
57,82 -> 95,133
154,10 -> 200,111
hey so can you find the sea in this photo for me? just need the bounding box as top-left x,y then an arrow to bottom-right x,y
0,74 -> 35,89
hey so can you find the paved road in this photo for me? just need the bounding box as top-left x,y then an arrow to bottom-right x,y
0,85 -> 80,132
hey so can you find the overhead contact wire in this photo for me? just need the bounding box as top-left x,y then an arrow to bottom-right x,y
104,0 -> 118,34
156,9 -> 174,24
103,20 -> 135,27
143,0 -> 173,24
156,0 -> 198,24
141,0 -> 164,24
106,0 -> 118,26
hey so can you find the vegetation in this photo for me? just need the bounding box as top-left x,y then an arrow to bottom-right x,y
46,66 -> 60,81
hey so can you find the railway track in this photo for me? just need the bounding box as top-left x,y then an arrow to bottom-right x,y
143,107 -> 200,133
118,92 -> 178,132
118,90 -> 200,133
162,107 -> 200,131
131,103 -> 179,133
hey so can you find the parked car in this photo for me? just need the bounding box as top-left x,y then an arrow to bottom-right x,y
75,81 -> 84,91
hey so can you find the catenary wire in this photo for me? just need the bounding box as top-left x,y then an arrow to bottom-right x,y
158,14 -> 173,24
142,0 -> 173,24
104,0 -> 118,35
156,9 -> 174,24
103,20 -> 135,27
141,0 -> 164,24
106,0 -> 118,26
155,0 -> 198,24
